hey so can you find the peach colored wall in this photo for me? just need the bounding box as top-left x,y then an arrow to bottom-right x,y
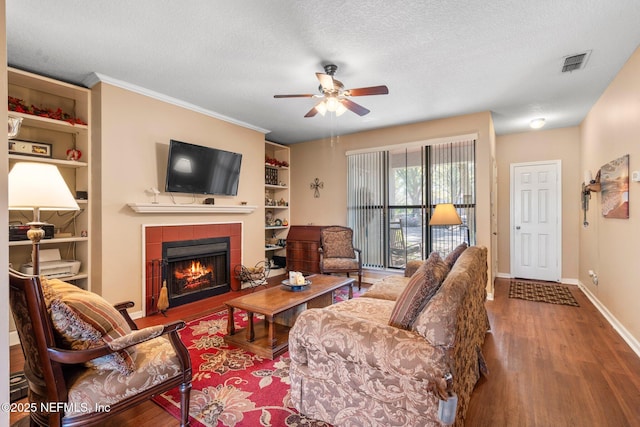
290,111 -> 497,294
496,127 -> 581,281
580,46 -> 640,346
92,83 -> 266,308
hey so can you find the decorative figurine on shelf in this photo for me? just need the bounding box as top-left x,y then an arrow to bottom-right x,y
282,219 -> 288,226
66,148 -> 82,161
265,210 -> 274,226
7,115 -> 22,139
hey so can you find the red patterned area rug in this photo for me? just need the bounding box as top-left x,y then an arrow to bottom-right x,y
153,286 -> 361,426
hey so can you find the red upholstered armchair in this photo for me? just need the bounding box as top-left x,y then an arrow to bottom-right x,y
9,269 -> 192,426
318,226 -> 363,289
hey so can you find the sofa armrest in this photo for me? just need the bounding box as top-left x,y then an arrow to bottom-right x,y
289,308 -> 449,397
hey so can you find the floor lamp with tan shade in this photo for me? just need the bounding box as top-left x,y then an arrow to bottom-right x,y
429,203 -> 469,245
8,162 -> 79,276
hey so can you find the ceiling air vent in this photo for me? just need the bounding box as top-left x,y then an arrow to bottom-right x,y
562,51 -> 591,72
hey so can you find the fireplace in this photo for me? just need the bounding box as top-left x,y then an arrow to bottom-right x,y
162,237 -> 230,308
144,223 -> 242,316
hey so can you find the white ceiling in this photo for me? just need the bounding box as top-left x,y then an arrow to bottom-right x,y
6,1 -> 640,144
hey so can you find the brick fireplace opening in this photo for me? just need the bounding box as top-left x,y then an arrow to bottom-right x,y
144,223 -> 242,316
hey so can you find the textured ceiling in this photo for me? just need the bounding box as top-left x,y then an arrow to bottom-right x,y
6,1 -> 640,144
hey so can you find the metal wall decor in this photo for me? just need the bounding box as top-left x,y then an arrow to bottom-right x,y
310,178 -> 324,198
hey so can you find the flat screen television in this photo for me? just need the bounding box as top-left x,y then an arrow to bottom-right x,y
165,139 -> 242,196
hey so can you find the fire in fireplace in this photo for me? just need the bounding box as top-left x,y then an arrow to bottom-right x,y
162,237 -> 230,308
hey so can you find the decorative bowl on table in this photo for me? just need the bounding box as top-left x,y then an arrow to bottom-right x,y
281,279 -> 311,291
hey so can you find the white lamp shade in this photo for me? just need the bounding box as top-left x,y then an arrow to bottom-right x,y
315,101 -> 327,116
325,96 -> 340,112
8,162 -> 79,211
429,203 -> 462,226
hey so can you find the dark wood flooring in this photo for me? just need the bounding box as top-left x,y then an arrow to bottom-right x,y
10,277 -> 640,426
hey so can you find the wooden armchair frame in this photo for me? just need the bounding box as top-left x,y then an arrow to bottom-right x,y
9,269 -> 192,426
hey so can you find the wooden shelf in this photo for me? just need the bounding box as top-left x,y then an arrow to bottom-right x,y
8,154 -> 88,168
127,203 -> 257,214
8,111 -> 88,134
265,140 -> 290,261
9,236 -> 89,247
265,226 -> 289,230
265,164 -> 289,170
8,67 -> 92,292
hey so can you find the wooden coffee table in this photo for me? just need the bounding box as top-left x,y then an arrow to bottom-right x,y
224,274 -> 354,359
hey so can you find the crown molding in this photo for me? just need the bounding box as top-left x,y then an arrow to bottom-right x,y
83,72 -> 270,135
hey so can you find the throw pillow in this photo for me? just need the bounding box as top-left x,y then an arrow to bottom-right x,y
43,278 -> 136,375
444,242 -> 468,268
388,252 -> 450,329
321,227 -> 356,259
404,259 -> 424,278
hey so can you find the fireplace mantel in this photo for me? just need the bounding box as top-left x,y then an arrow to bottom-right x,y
128,203 -> 257,214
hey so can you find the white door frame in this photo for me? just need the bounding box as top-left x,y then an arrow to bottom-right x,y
509,160 -> 562,281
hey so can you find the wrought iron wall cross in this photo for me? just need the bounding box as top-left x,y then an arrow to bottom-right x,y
310,178 -> 324,198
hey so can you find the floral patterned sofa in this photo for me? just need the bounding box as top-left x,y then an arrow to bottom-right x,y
289,245 -> 489,427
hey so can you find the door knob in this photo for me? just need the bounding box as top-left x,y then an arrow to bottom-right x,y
515,226 -> 521,230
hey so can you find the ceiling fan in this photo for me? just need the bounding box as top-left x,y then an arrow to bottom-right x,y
274,64 -> 389,117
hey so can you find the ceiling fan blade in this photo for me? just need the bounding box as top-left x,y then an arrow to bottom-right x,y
274,94 -> 315,98
344,85 -> 389,96
341,98 -> 370,116
316,73 -> 335,91
304,105 -> 320,118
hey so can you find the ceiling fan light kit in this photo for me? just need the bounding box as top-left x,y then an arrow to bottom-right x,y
275,64 -> 389,118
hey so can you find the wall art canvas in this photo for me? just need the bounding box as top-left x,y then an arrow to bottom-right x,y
600,154 -> 629,219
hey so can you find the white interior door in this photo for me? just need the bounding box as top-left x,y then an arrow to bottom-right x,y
510,161 -> 561,282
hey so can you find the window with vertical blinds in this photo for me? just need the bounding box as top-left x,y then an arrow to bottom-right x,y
347,138 -> 476,268
347,151 -> 386,268
429,139 -> 476,256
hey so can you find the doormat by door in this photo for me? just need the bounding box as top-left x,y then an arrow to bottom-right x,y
509,281 -> 579,307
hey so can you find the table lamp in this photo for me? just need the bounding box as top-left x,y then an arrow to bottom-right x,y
429,203 -> 469,244
8,162 -> 80,276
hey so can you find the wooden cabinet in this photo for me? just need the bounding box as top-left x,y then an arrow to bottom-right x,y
265,141 -> 290,272
286,226 -> 325,274
7,67 -> 92,290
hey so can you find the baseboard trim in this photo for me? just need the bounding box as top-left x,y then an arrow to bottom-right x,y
497,272 -> 579,286
10,331 -> 19,347
577,281 -> 640,359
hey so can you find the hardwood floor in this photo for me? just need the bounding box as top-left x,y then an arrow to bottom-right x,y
10,277 -> 640,426
465,278 -> 640,427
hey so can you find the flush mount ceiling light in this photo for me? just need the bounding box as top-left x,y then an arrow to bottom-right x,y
529,118 -> 546,129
